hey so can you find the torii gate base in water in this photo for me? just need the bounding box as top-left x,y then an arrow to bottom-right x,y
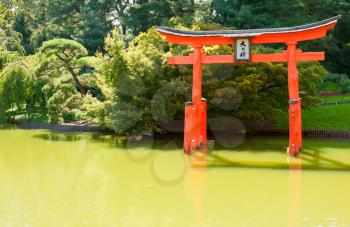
158,16 -> 341,156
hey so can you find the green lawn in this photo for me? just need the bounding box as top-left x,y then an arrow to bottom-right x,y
321,95 -> 350,104
275,104 -> 350,130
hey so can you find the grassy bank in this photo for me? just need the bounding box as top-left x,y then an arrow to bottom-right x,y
275,104 -> 350,130
321,95 -> 350,104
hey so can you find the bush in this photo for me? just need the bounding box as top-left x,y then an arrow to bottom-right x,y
319,73 -> 350,94
62,111 -> 77,122
0,62 -> 45,121
47,84 -> 77,123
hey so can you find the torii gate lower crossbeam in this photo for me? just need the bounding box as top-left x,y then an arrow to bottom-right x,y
157,15 -> 341,156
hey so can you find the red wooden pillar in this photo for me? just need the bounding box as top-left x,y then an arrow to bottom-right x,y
287,41 -> 302,156
184,101 -> 193,153
183,45 -> 207,153
192,45 -> 203,149
200,98 -> 207,145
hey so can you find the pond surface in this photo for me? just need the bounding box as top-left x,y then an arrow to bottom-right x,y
0,128 -> 350,227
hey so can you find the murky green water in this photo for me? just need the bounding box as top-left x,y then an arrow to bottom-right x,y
0,128 -> 350,227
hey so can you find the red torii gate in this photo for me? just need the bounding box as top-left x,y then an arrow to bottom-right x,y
157,16 -> 341,156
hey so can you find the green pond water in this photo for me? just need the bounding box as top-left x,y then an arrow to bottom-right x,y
0,128 -> 350,227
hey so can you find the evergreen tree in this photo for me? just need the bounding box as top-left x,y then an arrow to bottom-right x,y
12,0 -> 114,54
38,39 -> 89,96
121,0 -> 175,35
78,0 -> 112,54
211,0 -> 350,76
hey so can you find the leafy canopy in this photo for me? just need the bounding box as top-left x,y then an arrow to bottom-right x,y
38,38 -> 89,95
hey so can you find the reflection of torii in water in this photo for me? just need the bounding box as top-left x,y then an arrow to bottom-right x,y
196,149 -> 350,171
158,15 -> 341,156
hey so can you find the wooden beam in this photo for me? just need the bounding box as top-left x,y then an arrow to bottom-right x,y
168,51 -> 324,65
159,20 -> 338,46
168,55 -> 193,64
251,53 -> 287,63
202,55 -> 234,64
296,51 -> 325,61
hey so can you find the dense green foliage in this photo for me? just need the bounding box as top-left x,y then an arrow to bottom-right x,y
38,39 -> 89,95
0,57 -> 46,122
0,0 -> 348,133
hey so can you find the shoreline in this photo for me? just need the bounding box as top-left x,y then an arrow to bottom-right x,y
2,121 -> 350,140
8,121 -> 113,133
246,128 -> 350,139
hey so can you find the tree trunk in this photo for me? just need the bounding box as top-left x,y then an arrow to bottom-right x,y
67,66 -> 87,96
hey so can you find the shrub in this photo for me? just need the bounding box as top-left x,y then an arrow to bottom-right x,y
319,73 -> 350,94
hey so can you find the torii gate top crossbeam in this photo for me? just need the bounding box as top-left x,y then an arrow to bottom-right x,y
157,15 -> 341,45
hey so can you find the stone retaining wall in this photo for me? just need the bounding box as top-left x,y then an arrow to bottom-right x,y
10,121 -> 350,139
18,121 -> 112,133
247,128 -> 350,139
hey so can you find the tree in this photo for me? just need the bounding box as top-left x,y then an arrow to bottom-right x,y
38,39 -> 89,96
0,64 -> 29,120
119,0 -> 204,36
0,0 -> 16,16
211,0 -> 350,77
12,11 -> 33,53
0,57 -> 46,122
121,0 -> 175,36
12,0 -> 115,54
108,0 -> 130,35
78,0 -> 112,54
100,28 -> 179,133
0,22 -> 25,71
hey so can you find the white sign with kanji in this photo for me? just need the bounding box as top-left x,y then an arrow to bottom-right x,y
235,38 -> 251,61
